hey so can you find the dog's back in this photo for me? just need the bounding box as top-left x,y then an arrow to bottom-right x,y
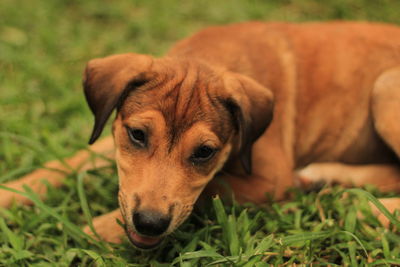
170,22 -> 400,167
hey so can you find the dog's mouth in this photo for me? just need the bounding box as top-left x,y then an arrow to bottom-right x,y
126,228 -> 164,250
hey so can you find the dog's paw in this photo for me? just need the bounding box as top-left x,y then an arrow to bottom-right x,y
369,198 -> 400,228
82,209 -> 125,244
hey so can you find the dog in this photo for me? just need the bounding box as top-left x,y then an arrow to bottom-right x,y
2,21 -> 400,249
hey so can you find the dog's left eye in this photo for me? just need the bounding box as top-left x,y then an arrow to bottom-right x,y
190,145 -> 217,164
127,128 -> 147,148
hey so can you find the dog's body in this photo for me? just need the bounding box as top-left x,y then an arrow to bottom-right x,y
2,21 -> 400,248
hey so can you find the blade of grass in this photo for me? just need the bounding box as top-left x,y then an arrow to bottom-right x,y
381,231 -> 390,259
0,166 -> 36,183
346,189 -> 400,228
281,231 -> 331,245
0,184 -> 105,249
81,249 -> 106,267
0,217 -> 23,251
253,235 -> 274,255
348,241 -> 358,267
77,171 -> 102,241
173,250 -> 224,265
339,231 -> 368,258
227,214 -> 240,256
212,196 -> 227,227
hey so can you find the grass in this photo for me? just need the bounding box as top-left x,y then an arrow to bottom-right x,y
1,0 -> 400,265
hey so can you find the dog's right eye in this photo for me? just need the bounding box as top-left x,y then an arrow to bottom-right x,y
127,128 -> 147,148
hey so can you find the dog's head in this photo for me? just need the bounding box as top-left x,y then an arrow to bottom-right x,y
83,53 -> 273,249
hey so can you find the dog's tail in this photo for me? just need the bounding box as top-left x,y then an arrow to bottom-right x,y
0,136 -> 115,208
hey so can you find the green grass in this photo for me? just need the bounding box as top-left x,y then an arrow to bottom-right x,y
1,0 -> 400,265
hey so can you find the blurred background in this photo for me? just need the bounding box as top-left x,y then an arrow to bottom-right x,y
1,0 -> 400,178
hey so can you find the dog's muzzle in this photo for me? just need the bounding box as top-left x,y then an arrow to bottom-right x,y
127,210 -> 171,249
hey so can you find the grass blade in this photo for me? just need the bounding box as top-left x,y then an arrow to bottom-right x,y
346,189 -> 400,228
281,231 -> 330,246
0,217 -> 23,251
0,184 -> 105,249
253,234 -> 274,254
77,171 -> 102,241
227,214 -> 240,256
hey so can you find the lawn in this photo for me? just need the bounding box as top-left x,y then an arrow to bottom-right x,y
1,0 -> 400,265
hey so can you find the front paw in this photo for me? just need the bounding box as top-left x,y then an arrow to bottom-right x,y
82,209 -> 125,244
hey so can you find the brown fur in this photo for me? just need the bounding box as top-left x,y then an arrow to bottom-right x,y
2,21 -> 400,245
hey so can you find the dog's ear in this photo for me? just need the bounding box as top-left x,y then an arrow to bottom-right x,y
222,73 -> 274,174
83,53 -> 153,144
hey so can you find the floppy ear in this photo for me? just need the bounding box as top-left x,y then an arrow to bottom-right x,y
222,73 -> 274,174
83,53 -> 153,144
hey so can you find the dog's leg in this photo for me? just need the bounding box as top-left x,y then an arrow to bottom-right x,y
369,198 -> 400,227
372,66 -> 400,159
297,163 -> 400,192
296,66 -> 400,192
362,66 -> 400,226
297,163 -> 400,227
0,136 -> 115,207
83,209 -> 125,243
301,66 -> 400,192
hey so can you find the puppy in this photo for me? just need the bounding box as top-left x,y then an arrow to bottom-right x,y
2,21 -> 400,249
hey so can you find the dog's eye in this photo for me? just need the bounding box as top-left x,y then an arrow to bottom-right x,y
127,128 -> 147,148
190,145 -> 216,163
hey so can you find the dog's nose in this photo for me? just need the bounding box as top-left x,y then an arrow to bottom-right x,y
133,210 -> 171,236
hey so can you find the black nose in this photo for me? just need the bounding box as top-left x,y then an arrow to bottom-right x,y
133,210 -> 171,236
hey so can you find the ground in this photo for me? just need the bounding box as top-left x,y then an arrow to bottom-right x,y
1,0 -> 400,265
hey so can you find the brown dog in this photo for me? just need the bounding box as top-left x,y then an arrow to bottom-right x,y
2,21 -> 400,249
